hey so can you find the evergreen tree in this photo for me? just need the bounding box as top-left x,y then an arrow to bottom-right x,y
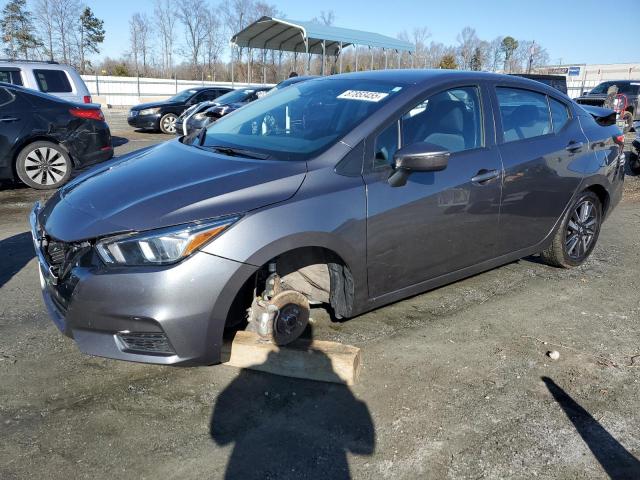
78,6 -> 105,73
0,0 -> 42,59
500,36 -> 519,73
438,54 -> 458,70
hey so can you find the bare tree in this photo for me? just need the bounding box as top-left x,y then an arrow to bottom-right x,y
51,0 -> 80,64
202,6 -> 225,80
154,0 -> 177,77
177,0 -> 208,74
486,36 -> 503,72
456,26 -> 479,70
412,26 -> 430,68
312,10 -> 335,25
34,0 -> 55,61
129,13 -> 151,75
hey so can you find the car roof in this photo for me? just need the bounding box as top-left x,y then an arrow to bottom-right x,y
329,68 -> 536,84
0,80 -> 75,104
317,69 -> 570,99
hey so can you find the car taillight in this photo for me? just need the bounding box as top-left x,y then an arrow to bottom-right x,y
83,95 -> 92,104
69,108 -> 104,121
614,134 -> 626,145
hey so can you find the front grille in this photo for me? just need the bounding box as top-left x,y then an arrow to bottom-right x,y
117,332 -> 175,355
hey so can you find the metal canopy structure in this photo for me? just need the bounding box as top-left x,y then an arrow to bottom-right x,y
229,16 -> 415,81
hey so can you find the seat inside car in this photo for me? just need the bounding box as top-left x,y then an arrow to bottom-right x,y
503,104 -> 550,141
422,99 -> 468,152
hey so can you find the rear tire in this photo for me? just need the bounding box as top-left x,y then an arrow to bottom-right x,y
159,113 -> 177,134
16,141 -> 72,190
540,191 -> 602,268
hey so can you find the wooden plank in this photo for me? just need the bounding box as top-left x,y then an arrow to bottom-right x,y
221,331 -> 361,385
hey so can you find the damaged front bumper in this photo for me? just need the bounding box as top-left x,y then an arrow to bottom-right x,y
30,202 -> 257,365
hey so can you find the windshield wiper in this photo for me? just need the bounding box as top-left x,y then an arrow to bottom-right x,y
201,145 -> 270,160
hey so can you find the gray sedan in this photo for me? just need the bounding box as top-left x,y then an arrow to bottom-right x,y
31,70 -> 625,365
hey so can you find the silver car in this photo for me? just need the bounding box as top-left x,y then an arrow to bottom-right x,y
31,70 -> 625,365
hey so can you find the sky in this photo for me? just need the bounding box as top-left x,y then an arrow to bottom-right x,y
87,0 -> 636,66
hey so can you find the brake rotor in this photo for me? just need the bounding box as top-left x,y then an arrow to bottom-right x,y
269,290 -> 310,346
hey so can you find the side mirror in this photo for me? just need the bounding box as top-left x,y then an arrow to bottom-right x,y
388,142 -> 450,187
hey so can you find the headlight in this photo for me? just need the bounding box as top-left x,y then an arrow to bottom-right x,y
139,107 -> 161,116
96,216 -> 239,266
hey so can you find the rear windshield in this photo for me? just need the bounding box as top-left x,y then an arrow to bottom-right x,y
0,69 -> 23,86
34,69 -> 72,93
590,81 -> 640,95
200,78 -> 407,161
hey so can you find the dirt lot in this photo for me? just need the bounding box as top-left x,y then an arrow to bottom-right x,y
1,125 -> 639,479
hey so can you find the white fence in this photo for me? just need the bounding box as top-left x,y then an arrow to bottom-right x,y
82,75 -> 274,106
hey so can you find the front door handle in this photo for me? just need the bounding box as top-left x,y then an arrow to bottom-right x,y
0,116 -> 18,122
471,169 -> 499,184
565,141 -> 584,152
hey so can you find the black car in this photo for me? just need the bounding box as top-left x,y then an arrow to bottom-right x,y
510,74 -> 567,94
0,82 -> 112,190
181,87 -> 271,136
127,86 -> 233,134
575,80 -> 640,131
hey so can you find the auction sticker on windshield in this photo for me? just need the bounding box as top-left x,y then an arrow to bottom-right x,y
337,90 -> 389,102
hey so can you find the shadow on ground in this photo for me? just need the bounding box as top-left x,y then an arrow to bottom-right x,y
111,136 -> 129,147
210,349 -> 375,480
543,377 -> 640,479
0,232 -> 34,288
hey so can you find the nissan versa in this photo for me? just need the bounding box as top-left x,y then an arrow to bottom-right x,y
31,70 -> 625,365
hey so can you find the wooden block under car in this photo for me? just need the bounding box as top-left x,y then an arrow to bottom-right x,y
221,330 -> 362,385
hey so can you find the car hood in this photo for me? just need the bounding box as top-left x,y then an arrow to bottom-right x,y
39,140 -> 307,242
131,100 -> 183,110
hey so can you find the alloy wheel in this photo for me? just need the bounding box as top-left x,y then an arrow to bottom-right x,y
23,147 -> 69,187
565,200 -> 598,260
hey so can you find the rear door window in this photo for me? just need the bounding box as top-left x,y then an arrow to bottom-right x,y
33,69 -> 72,93
0,69 -> 23,86
496,87 -> 551,142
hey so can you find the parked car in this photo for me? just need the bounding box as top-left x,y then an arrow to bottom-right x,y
575,80 -> 640,131
127,86 -> 233,134
510,73 -> 567,94
0,59 -> 93,104
0,83 -> 112,190
31,70 -> 624,365
267,75 -> 319,93
179,87 -> 271,137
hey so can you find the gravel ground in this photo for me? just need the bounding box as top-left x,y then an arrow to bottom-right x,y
1,127 -> 639,479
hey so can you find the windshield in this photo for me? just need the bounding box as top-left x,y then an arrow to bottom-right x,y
168,89 -> 198,102
590,82 -> 640,95
200,78 -> 406,161
214,89 -> 255,105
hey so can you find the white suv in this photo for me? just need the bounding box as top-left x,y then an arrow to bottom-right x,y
0,60 -> 92,104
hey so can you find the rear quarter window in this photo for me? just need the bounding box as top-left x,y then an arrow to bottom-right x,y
33,69 -> 72,93
549,98 -> 570,132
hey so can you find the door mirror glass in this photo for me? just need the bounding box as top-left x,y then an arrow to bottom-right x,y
389,142 -> 449,187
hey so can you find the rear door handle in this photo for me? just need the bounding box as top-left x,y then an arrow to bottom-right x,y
565,141 -> 584,152
471,169 -> 499,184
0,117 -> 19,122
